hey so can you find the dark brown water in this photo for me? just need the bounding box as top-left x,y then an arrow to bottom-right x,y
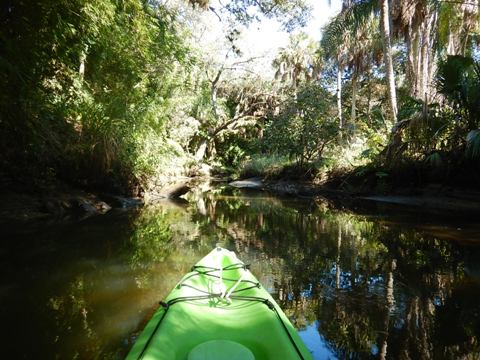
2,188 -> 480,359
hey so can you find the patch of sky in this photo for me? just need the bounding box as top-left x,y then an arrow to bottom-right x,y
298,321 -> 338,360
198,0 -> 342,76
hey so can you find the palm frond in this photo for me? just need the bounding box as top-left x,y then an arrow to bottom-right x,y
424,152 -> 443,167
436,55 -> 474,99
466,129 -> 480,159
437,55 -> 480,130
321,0 -> 378,63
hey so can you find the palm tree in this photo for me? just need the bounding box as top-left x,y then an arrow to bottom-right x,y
322,1 -> 383,126
437,55 -> 480,132
389,0 -> 437,101
391,0 -> 478,101
322,0 -> 398,125
273,33 -> 322,89
380,0 -> 398,122
346,14 -> 381,123
321,4 -> 350,128
438,0 -> 479,56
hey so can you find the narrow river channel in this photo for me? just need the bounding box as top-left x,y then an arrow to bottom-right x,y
2,187 -> 480,359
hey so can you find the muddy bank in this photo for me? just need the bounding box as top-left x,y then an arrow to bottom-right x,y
230,177 -> 342,197
0,174 -> 221,223
0,188 -> 143,223
358,192 -> 480,212
229,177 -> 480,213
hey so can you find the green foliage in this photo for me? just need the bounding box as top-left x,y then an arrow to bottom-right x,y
239,154 -> 293,178
264,84 -> 338,166
273,32 -> 322,87
0,0 -> 193,193
3,0 -> 480,193
369,54 -> 480,181
437,1 -> 480,57
437,55 -> 480,131
215,132 -> 249,169
375,171 -> 388,179
321,0 -> 378,60
466,130 -> 480,159
398,99 -> 451,157
221,0 -> 313,32
424,152 -> 443,167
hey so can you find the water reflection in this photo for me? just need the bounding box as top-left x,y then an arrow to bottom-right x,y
1,188 -> 480,359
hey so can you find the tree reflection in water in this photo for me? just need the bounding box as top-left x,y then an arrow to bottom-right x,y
2,188 -> 480,359
187,189 -> 480,359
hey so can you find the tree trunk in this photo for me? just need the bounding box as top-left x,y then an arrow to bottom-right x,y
336,226 -> 342,289
209,67 -> 224,121
447,31 -> 457,55
380,0 -> 397,123
336,60 -> 343,128
407,21 -> 420,98
419,13 -> 433,103
211,84 -> 219,120
194,139 -> 208,161
366,70 -> 372,117
416,26 -> 423,98
427,12 -> 438,98
351,72 -> 357,124
379,259 -> 396,360
79,45 -> 88,80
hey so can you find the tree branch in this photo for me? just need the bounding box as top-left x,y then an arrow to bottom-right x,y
211,114 -> 259,137
208,6 -> 222,22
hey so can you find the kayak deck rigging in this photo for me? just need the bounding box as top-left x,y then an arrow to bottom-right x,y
126,248 -> 312,360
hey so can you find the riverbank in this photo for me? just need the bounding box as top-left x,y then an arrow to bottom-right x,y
0,186 -> 143,223
0,173 -> 215,223
229,177 -> 480,213
0,150 -> 215,222
3,171 -> 480,224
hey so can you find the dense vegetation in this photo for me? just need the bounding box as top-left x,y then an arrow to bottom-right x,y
1,0 -> 480,197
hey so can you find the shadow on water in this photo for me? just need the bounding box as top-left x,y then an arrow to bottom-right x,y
1,187 -> 480,359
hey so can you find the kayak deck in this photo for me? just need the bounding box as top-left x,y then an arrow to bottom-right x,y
126,247 -> 312,360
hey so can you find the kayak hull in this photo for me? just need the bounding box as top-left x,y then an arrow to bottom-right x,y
126,248 -> 312,360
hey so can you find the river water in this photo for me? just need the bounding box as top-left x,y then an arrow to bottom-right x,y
2,187 -> 480,359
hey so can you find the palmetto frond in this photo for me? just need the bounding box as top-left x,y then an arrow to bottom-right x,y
437,55 -> 480,130
437,55 -> 474,97
466,129 -> 480,159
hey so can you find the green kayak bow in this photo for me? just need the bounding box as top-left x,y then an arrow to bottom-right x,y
126,247 -> 312,360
